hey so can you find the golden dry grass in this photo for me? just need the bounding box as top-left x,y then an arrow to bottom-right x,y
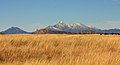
0,34 -> 120,65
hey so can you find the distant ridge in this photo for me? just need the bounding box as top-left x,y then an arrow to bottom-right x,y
1,22 -> 120,34
1,27 -> 30,34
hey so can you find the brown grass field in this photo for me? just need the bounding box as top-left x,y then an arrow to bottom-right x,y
0,34 -> 120,65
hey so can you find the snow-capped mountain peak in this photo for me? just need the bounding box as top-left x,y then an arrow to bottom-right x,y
55,21 -> 66,26
58,21 -> 64,24
45,22 -> 98,33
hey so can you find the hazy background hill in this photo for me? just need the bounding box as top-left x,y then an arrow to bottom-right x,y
1,27 -> 30,34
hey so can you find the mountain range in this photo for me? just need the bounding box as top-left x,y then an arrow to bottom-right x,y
0,22 -> 120,34
45,21 -> 101,33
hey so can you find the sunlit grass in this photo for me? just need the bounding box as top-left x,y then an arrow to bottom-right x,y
0,34 -> 120,65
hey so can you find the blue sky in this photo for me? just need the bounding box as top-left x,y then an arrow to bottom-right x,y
0,0 -> 120,31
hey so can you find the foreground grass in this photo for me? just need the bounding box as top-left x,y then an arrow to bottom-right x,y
0,34 -> 120,65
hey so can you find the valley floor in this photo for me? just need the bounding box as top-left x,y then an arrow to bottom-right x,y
0,34 -> 120,65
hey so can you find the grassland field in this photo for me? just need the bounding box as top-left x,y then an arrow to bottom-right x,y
0,34 -> 120,65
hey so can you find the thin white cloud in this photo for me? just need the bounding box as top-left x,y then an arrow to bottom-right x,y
113,0 -> 120,1
112,0 -> 120,4
93,21 -> 120,29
